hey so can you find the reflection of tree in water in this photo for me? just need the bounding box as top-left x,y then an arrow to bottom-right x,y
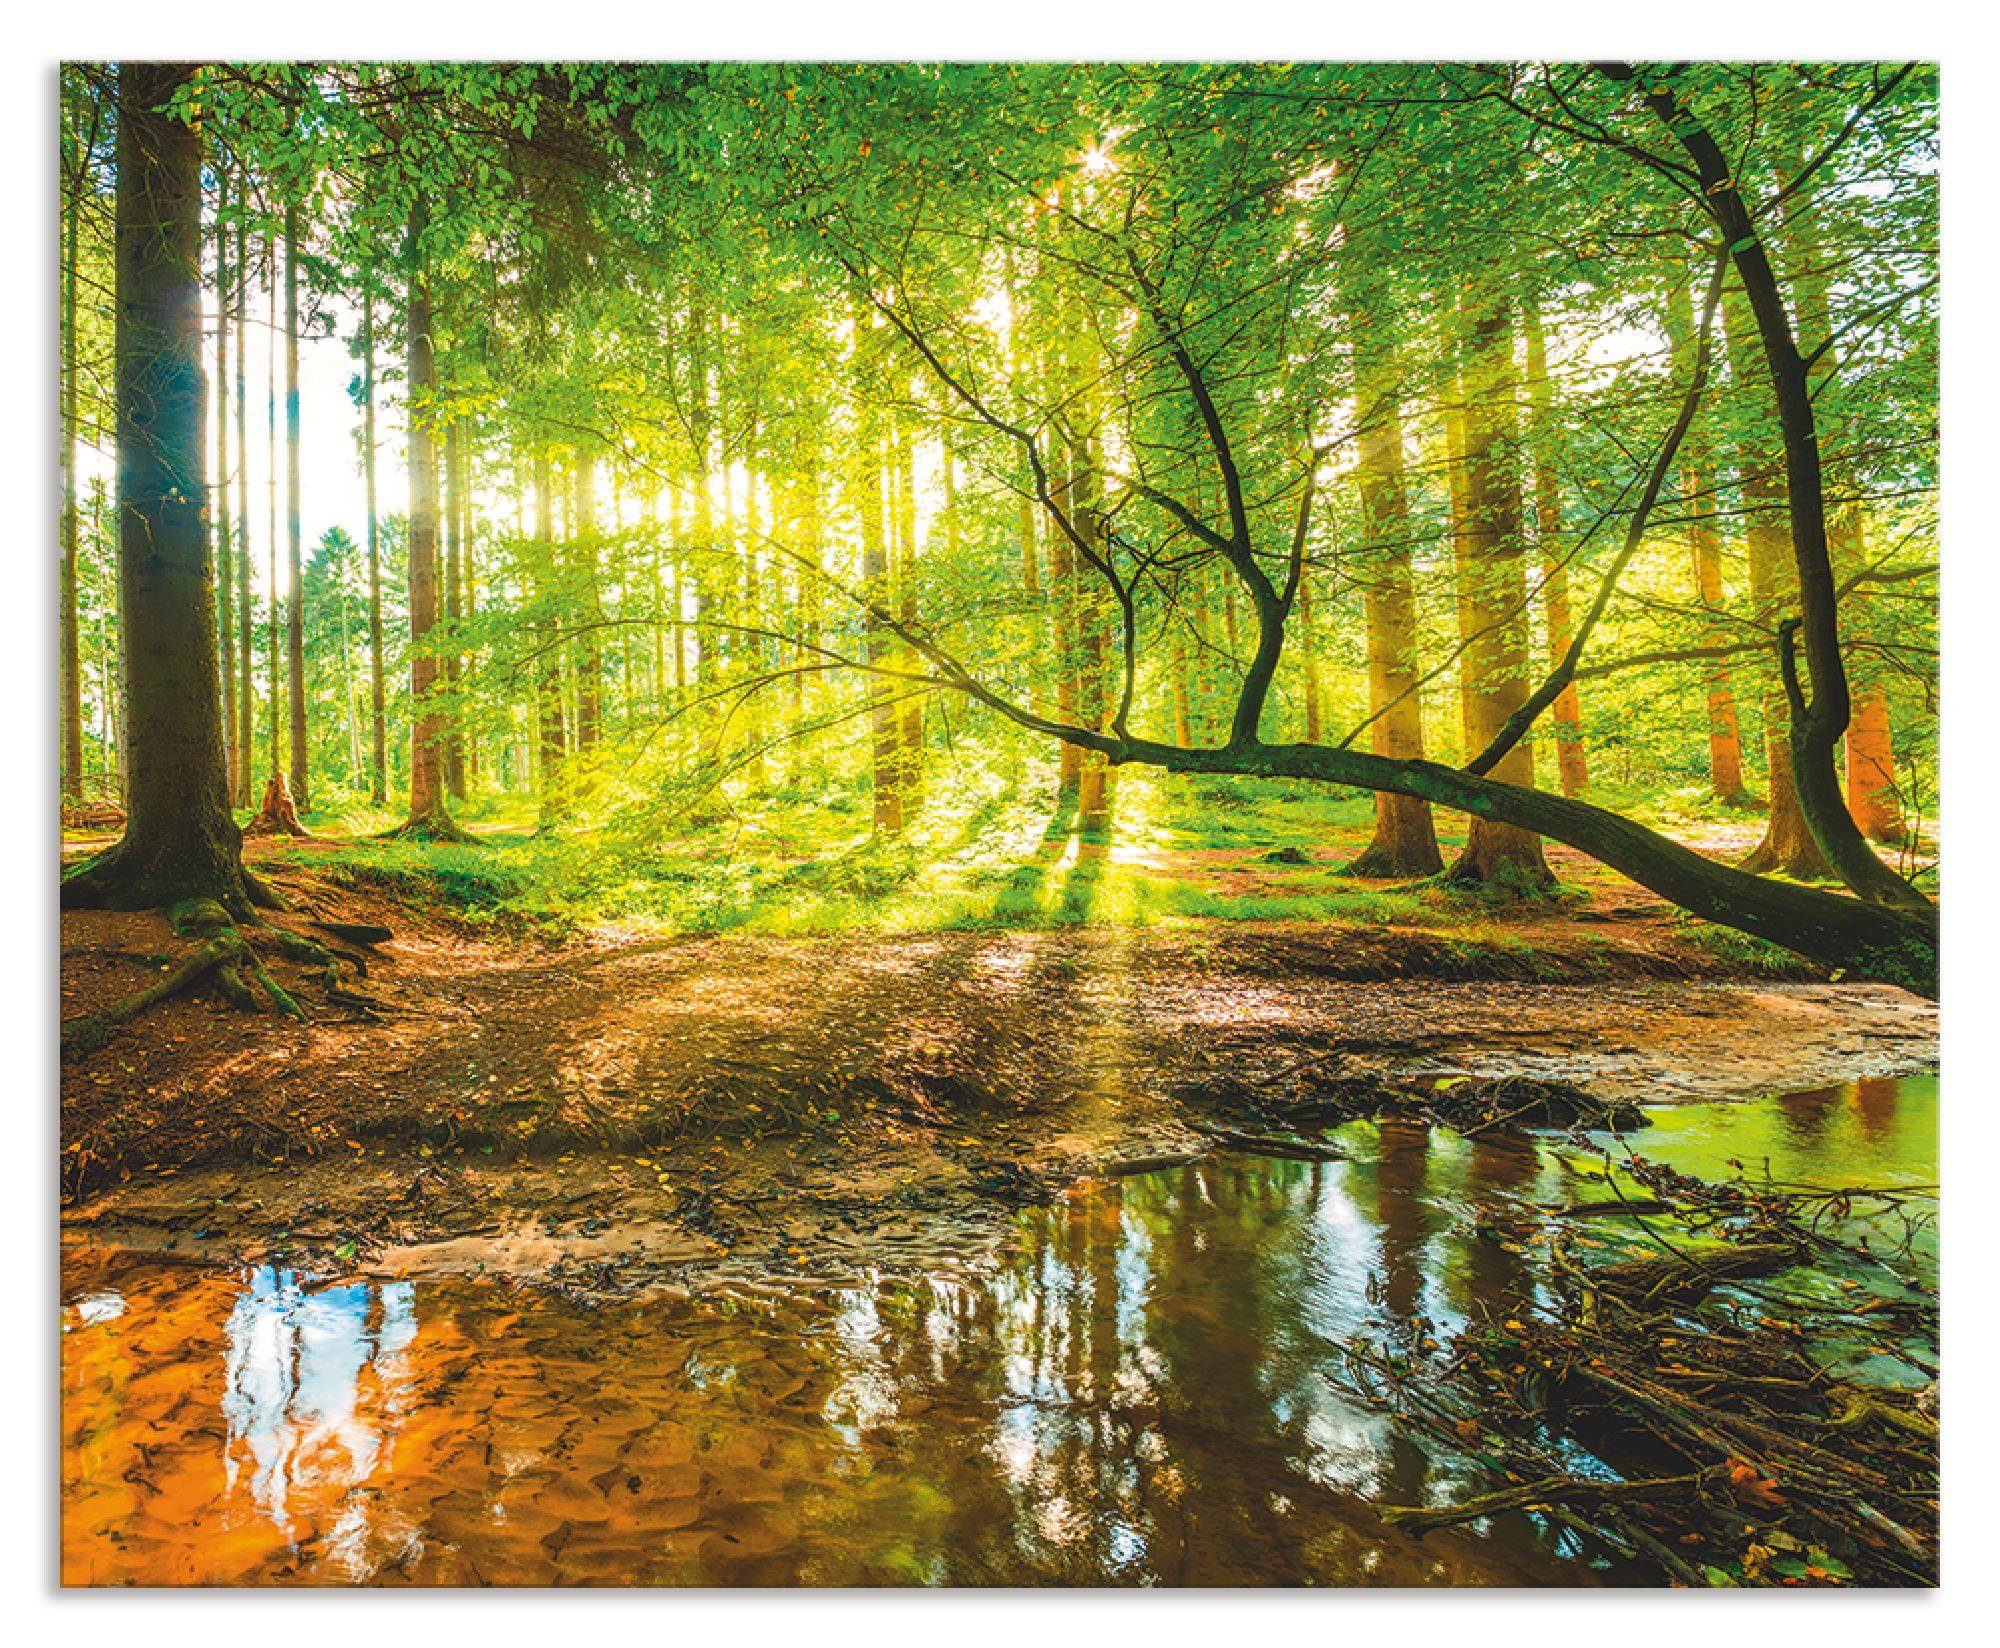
1852,1077 -> 1901,1145
1462,1138 -> 1538,1319
1778,1083 -> 1840,1148
220,1268 -> 417,1556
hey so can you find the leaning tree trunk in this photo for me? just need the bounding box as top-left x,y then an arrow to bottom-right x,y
1445,293 -> 1555,894
63,62 -> 263,918
1611,66 -> 1926,918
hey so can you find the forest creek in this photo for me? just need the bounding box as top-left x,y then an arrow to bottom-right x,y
61,818 -> 1939,1586
57,62 -> 1939,1589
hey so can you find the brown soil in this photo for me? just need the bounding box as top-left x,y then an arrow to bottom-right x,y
60,850 -> 1937,1295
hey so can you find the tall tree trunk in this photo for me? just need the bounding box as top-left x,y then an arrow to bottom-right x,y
1294,561 -> 1322,744
1783,177 -> 1905,850
1044,439 -> 1083,804
396,204 -> 464,839
1067,424 -> 1111,835
265,236 -> 279,782
213,165 -> 236,804
63,62 -> 259,916
284,206 -> 307,810
1667,272 -> 1748,805
573,450 -> 603,755
533,449 -> 568,828
1846,686 -> 1905,845
1726,290 -> 1834,880
461,420 -> 480,786
361,278 -> 387,804
853,304 -> 902,835
1520,301 -> 1587,797
233,213 -> 252,807
1345,322 -> 1444,878
893,412 -> 924,813
742,445 -> 769,789
443,412 -> 468,800
1445,293 -> 1554,893
1171,624 -> 1195,750
59,134 -> 85,803
1615,69 -> 1926,917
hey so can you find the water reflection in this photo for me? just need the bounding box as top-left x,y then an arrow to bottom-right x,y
63,1143 -> 1614,1587
219,1270 -> 419,1547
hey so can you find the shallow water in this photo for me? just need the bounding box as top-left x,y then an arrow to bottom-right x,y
60,1076 -> 1937,1587
1611,1074 -> 1937,1194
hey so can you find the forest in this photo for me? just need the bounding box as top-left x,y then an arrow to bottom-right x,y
59,61 -> 1941,1591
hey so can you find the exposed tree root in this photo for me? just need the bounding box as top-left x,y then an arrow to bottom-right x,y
1341,844 -> 1444,880
62,901 -> 301,1058
58,897 -> 393,1058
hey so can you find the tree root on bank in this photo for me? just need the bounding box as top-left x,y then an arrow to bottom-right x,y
60,898 -> 396,1057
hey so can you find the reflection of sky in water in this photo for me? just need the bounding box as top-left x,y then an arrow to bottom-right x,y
66,1291 -> 126,1328
220,1267 -> 417,1549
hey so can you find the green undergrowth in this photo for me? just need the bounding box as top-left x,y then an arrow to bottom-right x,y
1672,914 -> 1821,978
259,764 -> 1570,942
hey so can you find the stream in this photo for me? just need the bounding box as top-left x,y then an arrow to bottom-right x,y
60,1074 -> 1936,1587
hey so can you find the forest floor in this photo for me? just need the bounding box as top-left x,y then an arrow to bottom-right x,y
60,796 -> 1940,1295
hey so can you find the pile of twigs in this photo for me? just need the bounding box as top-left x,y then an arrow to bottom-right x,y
1334,1164 -> 1939,1585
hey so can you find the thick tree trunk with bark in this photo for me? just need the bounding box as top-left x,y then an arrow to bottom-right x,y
1846,688 -> 1905,845
1344,334 -> 1443,878
532,450 -> 568,828
852,304 -> 902,835
63,63 -> 263,918
893,416 -> 924,813
1445,295 -> 1554,894
1725,292 -> 1835,881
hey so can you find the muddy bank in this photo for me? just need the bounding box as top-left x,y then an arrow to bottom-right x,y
61,904 -> 1936,1293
